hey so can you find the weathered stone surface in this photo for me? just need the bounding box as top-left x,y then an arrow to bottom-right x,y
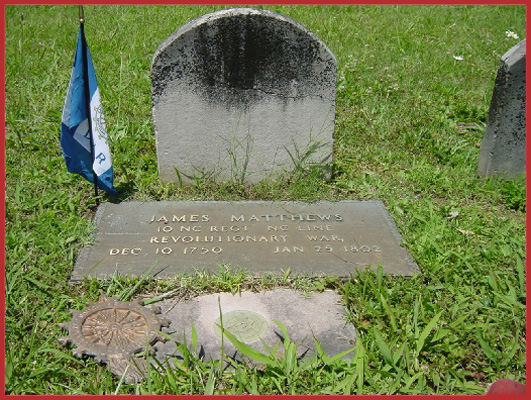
478,39 -> 526,179
71,201 -> 419,281
153,289 -> 357,363
151,8 -> 336,184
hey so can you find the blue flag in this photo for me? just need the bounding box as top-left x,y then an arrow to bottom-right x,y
61,26 -> 118,196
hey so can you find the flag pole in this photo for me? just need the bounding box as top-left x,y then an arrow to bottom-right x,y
79,5 -> 99,200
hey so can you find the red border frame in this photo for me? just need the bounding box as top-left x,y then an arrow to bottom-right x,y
1,1 -> 527,398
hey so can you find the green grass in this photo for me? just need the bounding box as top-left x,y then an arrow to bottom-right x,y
5,5 -> 526,395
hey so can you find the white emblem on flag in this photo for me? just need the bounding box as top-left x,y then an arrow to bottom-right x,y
90,88 -> 112,175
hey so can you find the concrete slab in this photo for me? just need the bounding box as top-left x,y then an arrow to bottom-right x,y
153,289 -> 357,364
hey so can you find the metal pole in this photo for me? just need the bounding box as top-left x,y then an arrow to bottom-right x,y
79,5 -> 99,199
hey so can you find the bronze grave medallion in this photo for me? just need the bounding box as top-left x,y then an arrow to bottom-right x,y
58,293 -> 169,383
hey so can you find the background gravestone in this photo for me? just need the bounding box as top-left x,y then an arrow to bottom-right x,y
477,39 -> 526,179
151,8 -> 337,184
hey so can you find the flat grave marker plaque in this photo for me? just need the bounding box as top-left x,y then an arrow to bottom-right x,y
71,201 -> 419,281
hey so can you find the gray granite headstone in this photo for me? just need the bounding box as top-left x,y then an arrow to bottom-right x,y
478,39 -> 526,179
70,201 -> 419,281
151,8 -> 336,184
153,289 -> 357,364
